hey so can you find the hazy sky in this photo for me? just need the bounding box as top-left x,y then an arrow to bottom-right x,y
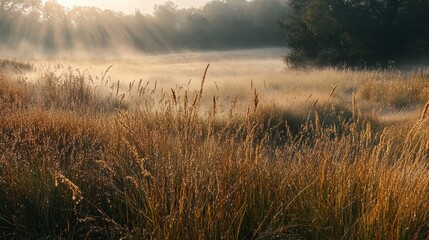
52,0 -> 211,14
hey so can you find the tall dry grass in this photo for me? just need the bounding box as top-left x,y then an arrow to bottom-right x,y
357,69 -> 429,109
0,61 -> 428,239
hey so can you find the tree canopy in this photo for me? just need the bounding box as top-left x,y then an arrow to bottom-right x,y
0,0 -> 291,56
282,0 -> 429,68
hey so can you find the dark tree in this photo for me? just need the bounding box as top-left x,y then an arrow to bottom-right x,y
282,0 -> 429,68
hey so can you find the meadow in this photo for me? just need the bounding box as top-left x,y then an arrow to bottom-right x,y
0,50 -> 428,239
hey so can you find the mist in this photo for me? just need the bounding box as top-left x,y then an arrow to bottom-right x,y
0,0 -> 291,58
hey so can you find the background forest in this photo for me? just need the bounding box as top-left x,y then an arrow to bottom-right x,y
2,0 -> 429,68
0,0 -> 290,55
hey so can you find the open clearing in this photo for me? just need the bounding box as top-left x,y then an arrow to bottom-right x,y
23,48 -> 427,122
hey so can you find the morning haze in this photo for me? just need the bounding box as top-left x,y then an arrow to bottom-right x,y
0,0 -> 428,239
2,0 -> 291,56
50,0 -> 212,14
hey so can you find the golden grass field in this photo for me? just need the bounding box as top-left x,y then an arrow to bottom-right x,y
0,49 -> 428,239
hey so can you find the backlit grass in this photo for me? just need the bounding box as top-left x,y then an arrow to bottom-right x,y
0,60 -> 428,239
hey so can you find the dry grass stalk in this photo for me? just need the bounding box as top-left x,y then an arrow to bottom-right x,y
199,63 -> 210,99
54,172 -> 83,203
420,100 -> 429,121
328,84 -> 339,99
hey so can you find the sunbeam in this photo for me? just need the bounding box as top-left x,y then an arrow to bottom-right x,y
2,0 -> 290,58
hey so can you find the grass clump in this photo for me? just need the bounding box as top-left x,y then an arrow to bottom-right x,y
358,69 -> 429,109
0,62 -> 428,239
0,59 -> 32,72
0,74 -> 29,110
34,68 -> 128,113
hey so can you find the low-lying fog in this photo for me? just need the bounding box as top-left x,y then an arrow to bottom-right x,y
7,47 -> 425,122
22,48 -> 293,110
31,48 -> 287,88
25,48 -> 294,106
19,48 -> 355,113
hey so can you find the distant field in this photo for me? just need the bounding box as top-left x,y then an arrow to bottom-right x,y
0,50 -> 428,239
25,48 -> 428,122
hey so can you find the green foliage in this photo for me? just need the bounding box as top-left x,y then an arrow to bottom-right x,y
282,0 -> 429,68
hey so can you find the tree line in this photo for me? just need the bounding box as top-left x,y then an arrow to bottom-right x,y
2,0 -> 428,67
0,0 -> 291,55
282,0 -> 429,68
